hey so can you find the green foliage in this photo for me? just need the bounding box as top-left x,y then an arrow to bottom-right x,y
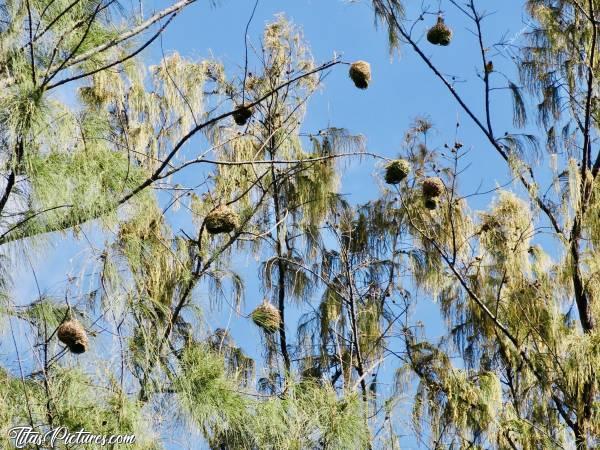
177,344 -> 251,442
176,345 -> 370,449
0,367 -> 154,449
20,144 -> 148,237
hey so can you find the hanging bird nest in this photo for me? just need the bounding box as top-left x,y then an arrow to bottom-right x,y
384,159 -> 411,184
232,104 -> 253,126
251,301 -> 281,334
479,214 -> 499,233
78,86 -> 106,107
205,205 -> 239,235
424,197 -> 439,210
422,177 -> 445,198
427,17 -> 453,46
57,319 -> 89,354
349,61 -> 371,89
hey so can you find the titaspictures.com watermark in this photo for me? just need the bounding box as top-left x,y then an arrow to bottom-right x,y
9,426 -> 136,448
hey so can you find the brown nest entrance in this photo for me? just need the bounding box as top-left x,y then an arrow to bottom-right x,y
427,17 -> 453,46
232,104 -> 253,126
251,301 -> 281,334
57,319 -> 89,354
205,205 -> 239,235
384,159 -> 411,185
349,61 -> 371,89
422,177 -> 445,210
422,177 -> 445,198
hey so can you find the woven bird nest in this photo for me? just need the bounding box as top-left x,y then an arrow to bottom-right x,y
422,177 -> 445,198
424,197 -> 439,210
232,104 -> 253,126
78,86 -> 108,107
479,215 -> 499,233
251,301 -> 281,334
427,17 -> 453,46
57,319 -> 89,354
384,159 -> 411,185
205,205 -> 239,234
349,61 -> 371,89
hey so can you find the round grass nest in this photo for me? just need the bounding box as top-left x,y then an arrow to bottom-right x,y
57,319 -> 88,354
349,61 -> 371,89
232,104 -> 253,126
205,205 -> 239,235
384,159 -> 411,184
427,17 -> 453,46
422,177 -> 445,198
424,197 -> 439,210
251,301 -> 281,334
78,86 -> 107,106
479,215 -> 499,233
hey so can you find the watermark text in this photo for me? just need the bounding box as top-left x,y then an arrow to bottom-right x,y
9,426 -> 136,448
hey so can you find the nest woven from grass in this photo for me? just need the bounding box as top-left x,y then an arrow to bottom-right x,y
479,215 -> 499,233
384,159 -> 411,184
205,205 -> 239,234
422,177 -> 445,198
57,319 -> 88,354
232,104 -> 253,126
349,61 -> 371,89
427,17 -> 453,46
251,301 -> 281,334
79,86 -> 105,106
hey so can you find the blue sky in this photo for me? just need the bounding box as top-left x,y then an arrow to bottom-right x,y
9,1 -> 536,448
161,1 -> 527,447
